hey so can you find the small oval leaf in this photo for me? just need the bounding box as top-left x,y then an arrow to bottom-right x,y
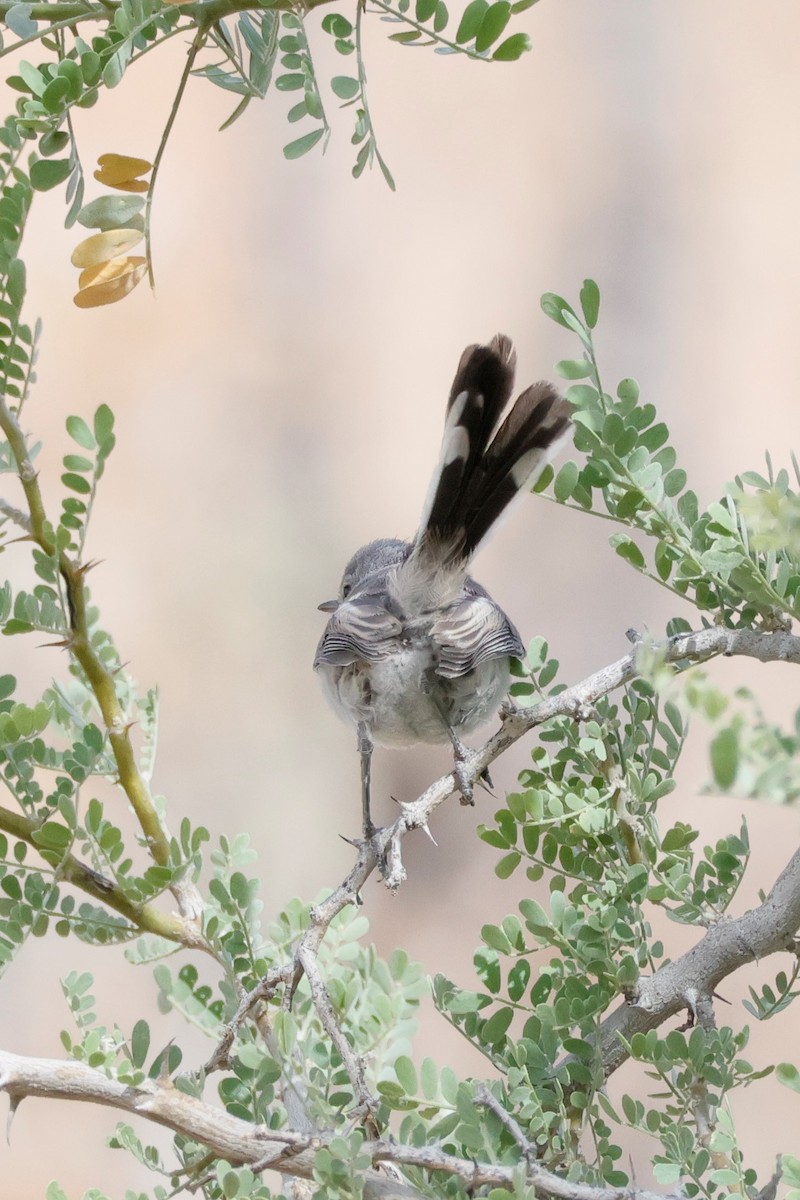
30,158 -> 72,192
283,128 -> 325,160
71,228 -> 143,268
93,153 -> 151,185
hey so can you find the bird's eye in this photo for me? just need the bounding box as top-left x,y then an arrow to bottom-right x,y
342,581 -> 352,600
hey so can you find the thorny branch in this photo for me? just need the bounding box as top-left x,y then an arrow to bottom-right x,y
0,626 -> 798,1193
0,1047 -> 675,1200
194,624 -> 800,1184
0,396 -> 208,944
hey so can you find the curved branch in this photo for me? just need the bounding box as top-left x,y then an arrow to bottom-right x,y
0,1048 -> 672,1200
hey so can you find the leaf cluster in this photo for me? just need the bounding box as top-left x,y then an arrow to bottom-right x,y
538,283 -> 800,629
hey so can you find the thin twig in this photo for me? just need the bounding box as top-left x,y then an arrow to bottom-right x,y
475,1082 -> 538,1162
144,25 -> 207,289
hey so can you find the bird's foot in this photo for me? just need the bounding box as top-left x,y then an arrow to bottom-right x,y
451,739 -> 494,806
341,822 -> 394,883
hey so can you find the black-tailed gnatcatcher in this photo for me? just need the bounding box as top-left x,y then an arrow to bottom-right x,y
314,334 -> 572,837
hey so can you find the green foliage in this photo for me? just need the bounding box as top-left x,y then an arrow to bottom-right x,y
743,961 -> 800,1021
0,119 -> 39,408
0,0 -> 535,233
541,283 -> 800,628
57,404 -> 116,552
1,260 -> 797,1200
702,684 -> 800,804
377,0 -> 532,61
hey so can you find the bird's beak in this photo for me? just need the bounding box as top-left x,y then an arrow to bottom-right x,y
318,599 -> 339,612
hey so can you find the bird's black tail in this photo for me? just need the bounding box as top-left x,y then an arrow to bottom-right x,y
413,334 -> 572,563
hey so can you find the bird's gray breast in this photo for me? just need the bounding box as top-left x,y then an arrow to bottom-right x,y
317,640 -> 511,747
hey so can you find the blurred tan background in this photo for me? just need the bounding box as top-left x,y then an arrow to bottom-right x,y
2,0 -> 800,1193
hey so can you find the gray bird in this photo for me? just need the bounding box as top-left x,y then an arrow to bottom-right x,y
314,334 -> 572,838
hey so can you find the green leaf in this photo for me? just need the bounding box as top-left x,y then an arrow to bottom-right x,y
0,675 -> 15,701
579,278 -> 600,328
40,130 -> 70,157
94,403 -> 115,447
67,415 -> 96,450
5,4 -> 38,37
454,0 -> 487,43
130,1019 -> 150,1068
540,292 -> 578,330
507,958 -> 530,1002
30,159 -> 72,192
77,195 -> 144,231
394,1054 -> 417,1094
481,923 -> 510,953
710,727 -> 738,790
491,31 -> 530,59
80,51 -> 102,86
495,851 -> 520,879
321,13 -> 353,36
56,58 -> 83,100
482,1005 -> 514,1043
554,460 -> 579,502
18,59 -> 46,95
420,1056 -> 438,1100
664,468 -> 687,497
102,42 -> 131,88
519,897 -> 549,931
610,532 -> 645,569
276,72 -> 305,91
617,377 -> 639,404
331,75 -> 359,100
433,2 -> 449,32
32,821 -> 72,852
777,1062 -> 800,1093
41,76 -> 71,114
62,472 -> 92,495
63,454 -> 93,472
475,1 -> 511,51
283,128 -> 325,160
555,358 -> 590,380
3,619 -> 34,636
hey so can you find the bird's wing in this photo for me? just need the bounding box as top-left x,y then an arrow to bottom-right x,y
430,592 -> 524,679
313,599 -> 403,667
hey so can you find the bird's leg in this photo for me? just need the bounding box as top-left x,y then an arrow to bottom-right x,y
429,699 -> 493,806
447,726 -> 478,807
355,723 -> 395,882
357,722 -> 376,838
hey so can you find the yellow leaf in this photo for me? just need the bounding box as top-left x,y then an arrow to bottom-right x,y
97,177 -> 150,194
73,258 -> 148,308
71,228 -> 143,268
78,254 -> 146,291
94,153 -> 153,185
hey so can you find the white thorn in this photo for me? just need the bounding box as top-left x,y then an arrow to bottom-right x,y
421,822 -> 438,847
